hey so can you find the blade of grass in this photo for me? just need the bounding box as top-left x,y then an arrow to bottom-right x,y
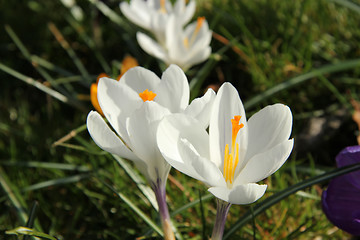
30,55 -> 74,76
244,58 -> 360,109
0,160 -> 91,172
223,162 -> 360,239
66,15 -> 111,73
99,179 -> 164,237
22,173 -> 91,192
171,193 -> 213,216
88,0 -> 130,30
0,63 -> 86,111
330,0 -> 360,14
112,155 -> 158,211
6,227 -> 57,240
48,22 -> 92,84
5,25 -> 70,94
0,166 -> 28,225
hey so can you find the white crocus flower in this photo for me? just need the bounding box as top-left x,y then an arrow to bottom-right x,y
137,15 -> 212,71
157,82 -> 293,239
86,64 -> 215,240
87,64 -> 214,184
120,0 -> 195,44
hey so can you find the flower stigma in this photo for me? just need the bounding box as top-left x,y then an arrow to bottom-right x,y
223,115 -> 244,188
139,89 -> 157,102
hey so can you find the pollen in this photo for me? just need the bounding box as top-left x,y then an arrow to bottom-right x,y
139,89 -> 156,102
223,115 -> 244,187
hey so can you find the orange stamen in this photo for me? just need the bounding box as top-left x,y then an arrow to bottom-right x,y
195,17 -> 205,34
223,115 -> 244,186
139,89 -> 156,102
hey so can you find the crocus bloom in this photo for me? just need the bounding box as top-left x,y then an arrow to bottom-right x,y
137,15 -> 212,70
120,0 -> 195,44
87,64 -> 214,239
322,146 -> 360,236
157,82 -> 293,239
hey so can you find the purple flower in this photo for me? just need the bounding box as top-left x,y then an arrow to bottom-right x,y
322,146 -> 360,236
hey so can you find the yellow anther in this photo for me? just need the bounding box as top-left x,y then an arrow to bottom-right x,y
223,115 -> 244,187
139,89 -> 156,102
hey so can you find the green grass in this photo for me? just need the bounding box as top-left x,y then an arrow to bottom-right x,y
1,0 -> 360,239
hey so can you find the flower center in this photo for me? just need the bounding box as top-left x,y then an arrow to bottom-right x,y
139,89 -> 156,102
223,115 -> 244,188
183,17 -> 206,49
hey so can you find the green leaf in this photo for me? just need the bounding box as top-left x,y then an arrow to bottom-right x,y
6,227 -> 57,240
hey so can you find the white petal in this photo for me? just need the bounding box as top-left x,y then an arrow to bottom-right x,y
208,183 -> 267,205
209,82 -> 247,168
127,101 -> 170,164
165,16 -> 187,65
184,88 -> 215,128
86,111 -> 140,162
156,64 -> 190,112
136,32 -> 167,61
120,65 -> 160,95
97,77 -> 141,144
183,46 -> 212,70
180,0 -> 196,25
245,104 -> 293,161
120,1 -> 151,30
126,101 -> 170,181
157,114 -> 212,181
157,113 -> 210,159
235,139 -> 294,185
178,138 -> 226,187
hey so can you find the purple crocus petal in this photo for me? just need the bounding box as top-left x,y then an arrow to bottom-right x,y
336,145 -> 360,190
322,174 -> 360,236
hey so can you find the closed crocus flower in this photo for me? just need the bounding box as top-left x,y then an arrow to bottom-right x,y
86,64 -> 214,240
157,82 -> 293,239
322,146 -> 360,236
137,15 -> 212,71
120,0 -> 195,44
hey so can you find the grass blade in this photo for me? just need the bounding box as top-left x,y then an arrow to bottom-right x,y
6,227 -> 57,240
23,174 -> 91,192
223,162 -> 360,239
0,63 -> 86,110
48,22 -> 92,84
112,155 -> 158,211
99,179 -> 164,237
244,58 -> 360,109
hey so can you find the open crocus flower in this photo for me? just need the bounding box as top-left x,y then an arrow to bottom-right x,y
87,64 -> 215,185
137,15 -> 212,71
157,82 -> 293,239
120,0 -> 195,44
322,146 -> 360,236
86,64 -> 214,240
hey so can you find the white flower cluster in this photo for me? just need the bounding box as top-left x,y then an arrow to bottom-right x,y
120,0 -> 212,70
